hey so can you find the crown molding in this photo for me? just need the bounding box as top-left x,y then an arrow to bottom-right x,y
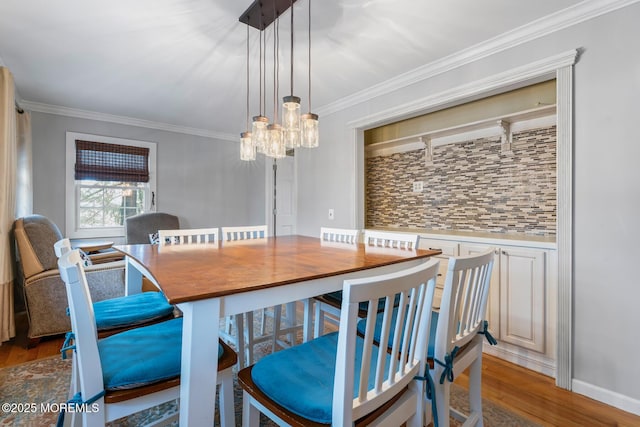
348,49 -> 576,130
20,100 -> 237,142
317,0 -> 639,118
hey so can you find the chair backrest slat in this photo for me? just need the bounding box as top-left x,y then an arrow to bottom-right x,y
158,228 -> 219,246
436,248 -> 495,357
221,225 -> 267,241
320,227 -> 360,244
333,258 -> 439,424
363,230 -> 419,250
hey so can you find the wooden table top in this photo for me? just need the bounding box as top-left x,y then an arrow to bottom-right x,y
114,235 -> 440,304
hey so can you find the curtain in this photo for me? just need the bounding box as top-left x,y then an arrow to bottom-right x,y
0,67 -> 17,343
16,110 -> 32,218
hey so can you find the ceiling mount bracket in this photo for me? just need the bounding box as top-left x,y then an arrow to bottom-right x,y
239,0 -> 299,31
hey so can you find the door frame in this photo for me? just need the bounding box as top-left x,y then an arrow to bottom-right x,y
348,49 -> 577,389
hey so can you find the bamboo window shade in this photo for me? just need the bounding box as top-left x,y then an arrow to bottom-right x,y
75,140 -> 149,182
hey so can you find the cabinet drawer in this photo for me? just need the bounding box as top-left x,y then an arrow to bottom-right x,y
419,238 -> 459,256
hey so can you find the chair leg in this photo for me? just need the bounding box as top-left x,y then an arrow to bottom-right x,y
314,301 -> 325,338
235,313 -> 247,368
218,370 -> 235,427
245,311 -> 255,366
242,391 -> 261,427
272,305 -> 283,352
284,302 -> 296,345
260,308 -> 267,336
435,376 -> 451,427
468,353 -> 484,427
303,298 -> 313,342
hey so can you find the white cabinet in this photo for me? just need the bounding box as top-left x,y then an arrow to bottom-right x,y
498,247 -> 546,352
460,243 -> 546,353
416,231 -> 556,376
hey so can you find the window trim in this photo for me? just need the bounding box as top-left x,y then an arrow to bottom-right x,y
65,132 -> 157,239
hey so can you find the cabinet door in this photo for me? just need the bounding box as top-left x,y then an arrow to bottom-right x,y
419,238 -> 458,309
499,247 -> 546,352
459,243 -> 500,338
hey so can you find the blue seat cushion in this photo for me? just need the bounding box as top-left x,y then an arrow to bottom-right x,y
93,291 -> 174,330
251,331 -> 390,424
357,309 -> 439,358
323,291 -> 401,313
98,318 -> 225,390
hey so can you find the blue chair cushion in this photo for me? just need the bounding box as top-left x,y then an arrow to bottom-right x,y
357,308 -> 439,358
93,291 -> 174,330
251,331 -> 390,424
99,318 -> 225,390
324,291 -> 401,313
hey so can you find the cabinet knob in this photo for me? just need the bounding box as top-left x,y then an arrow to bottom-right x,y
501,250 -> 508,255
429,247 -> 440,251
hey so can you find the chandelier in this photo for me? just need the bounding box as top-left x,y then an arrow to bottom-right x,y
239,0 -> 319,161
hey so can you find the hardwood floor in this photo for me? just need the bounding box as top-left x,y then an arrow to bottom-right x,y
2,310 -> 639,426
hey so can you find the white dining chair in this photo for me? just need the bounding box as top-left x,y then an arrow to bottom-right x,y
57,249 -> 237,427
158,227 -> 219,245
54,238 -> 174,337
311,227 -> 360,337
313,229 -> 420,338
219,225 -> 300,367
238,258 -> 439,426
431,248 -> 496,427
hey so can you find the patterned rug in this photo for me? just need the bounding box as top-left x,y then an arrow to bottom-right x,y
0,354 -> 539,426
0,318 -> 539,426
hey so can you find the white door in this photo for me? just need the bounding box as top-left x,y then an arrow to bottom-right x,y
266,154 -> 296,236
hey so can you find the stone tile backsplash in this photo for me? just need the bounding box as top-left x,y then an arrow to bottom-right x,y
365,126 -> 556,236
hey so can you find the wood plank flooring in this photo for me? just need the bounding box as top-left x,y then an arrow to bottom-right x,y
2,311 -> 639,426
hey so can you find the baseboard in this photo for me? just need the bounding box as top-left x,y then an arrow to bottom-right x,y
483,342 -> 556,378
572,379 -> 640,416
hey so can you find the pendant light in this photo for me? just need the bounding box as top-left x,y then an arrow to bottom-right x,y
252,21 -> 268,154
282,0 -> 301,149
265,15 -> 286,159
240,24 -> 256,161
300,0 -> 319,148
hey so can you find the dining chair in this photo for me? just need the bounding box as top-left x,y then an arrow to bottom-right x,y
158,227 -> 219,245
238,258 -> 439,426
54,238 -> 175,337
220,225 -> 281,367
313,229 -> 420,338
57,249 -> 237,427
311,227 -> 360,338
431,248 -> 496,427
357,248 -> 496,427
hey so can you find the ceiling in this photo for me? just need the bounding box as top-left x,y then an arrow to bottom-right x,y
0,0 -> 584,139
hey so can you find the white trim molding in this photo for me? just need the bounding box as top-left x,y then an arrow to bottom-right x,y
22,101 -> 237,142
350,51 -> 577,391
320,0 -> 639,118
573,380 -> 640,416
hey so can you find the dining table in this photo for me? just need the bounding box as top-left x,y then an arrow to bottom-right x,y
114,234 -> 441,426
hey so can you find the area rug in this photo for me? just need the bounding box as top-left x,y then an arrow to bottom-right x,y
0,349 -> 539,427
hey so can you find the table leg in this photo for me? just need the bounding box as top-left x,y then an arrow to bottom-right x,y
124,257 -> 143,295
178,299 -> 220,426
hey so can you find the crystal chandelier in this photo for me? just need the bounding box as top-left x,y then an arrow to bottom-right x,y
239,0 -> 319,161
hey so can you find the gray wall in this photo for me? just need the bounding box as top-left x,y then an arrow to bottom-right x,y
31,112 -> 266,235
296,2 -> 640,408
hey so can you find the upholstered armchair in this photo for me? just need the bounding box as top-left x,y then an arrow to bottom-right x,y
124,212 -> 180,244
13,215 -> 126,346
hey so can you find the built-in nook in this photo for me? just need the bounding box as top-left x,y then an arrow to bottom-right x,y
364,81 -> 557,236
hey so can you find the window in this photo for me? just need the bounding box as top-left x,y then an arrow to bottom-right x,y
66,132 -> 157,238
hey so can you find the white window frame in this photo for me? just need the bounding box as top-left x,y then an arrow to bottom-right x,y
65,132 -> 157,239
